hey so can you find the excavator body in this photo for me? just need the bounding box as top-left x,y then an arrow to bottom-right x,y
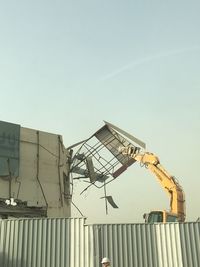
144,210 -> 179,223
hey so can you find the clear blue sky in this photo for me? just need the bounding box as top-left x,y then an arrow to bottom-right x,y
0,1 -> 199,223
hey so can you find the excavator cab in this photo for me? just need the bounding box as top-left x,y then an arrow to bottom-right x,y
144,211 -> 179,223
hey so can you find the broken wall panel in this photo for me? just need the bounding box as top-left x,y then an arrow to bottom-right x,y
0,121 -> 71,218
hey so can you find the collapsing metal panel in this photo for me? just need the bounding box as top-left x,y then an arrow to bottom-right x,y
103,121 -> 146,149
94,125 -> 135,167
70,122 -> 144,187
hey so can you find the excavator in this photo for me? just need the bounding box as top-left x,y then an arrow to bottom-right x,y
119,146 -> 186,223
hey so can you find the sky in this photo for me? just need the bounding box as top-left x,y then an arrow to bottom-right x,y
0,0 -> 200,223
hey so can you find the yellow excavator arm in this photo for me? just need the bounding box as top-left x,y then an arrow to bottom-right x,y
120,146 -> 186,222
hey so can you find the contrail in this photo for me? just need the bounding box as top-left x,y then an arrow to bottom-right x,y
101,46 -> 200,81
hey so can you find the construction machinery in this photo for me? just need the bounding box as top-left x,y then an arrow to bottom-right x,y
69,121 -> 186,223
119,146 -> 186,223
0,119 -> 185,222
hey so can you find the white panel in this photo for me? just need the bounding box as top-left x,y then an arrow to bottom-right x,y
0,123 -> 71,218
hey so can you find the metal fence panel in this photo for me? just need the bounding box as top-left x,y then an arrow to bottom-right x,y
0,218 -> 84,267
179,222 -> 200,267
0,218 -> 200,267
91,222 -> 200,267
92,223 -> 159,267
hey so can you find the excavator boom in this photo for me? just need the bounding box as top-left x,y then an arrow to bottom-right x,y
120,146 -> 186,222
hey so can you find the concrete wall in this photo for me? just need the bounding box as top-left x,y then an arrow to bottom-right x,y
0,121 -> 71,218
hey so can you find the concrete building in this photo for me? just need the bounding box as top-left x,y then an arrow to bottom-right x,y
0,120 -> 71,218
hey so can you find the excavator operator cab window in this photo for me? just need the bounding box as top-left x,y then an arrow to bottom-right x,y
166,215 -> 179,222
147,211 -> 163,223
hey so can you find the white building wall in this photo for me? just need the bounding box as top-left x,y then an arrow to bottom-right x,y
0,121 -> 71,218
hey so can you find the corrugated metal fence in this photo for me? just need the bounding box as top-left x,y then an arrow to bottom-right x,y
0,218 -> 199,267
0,218 -> 88,267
